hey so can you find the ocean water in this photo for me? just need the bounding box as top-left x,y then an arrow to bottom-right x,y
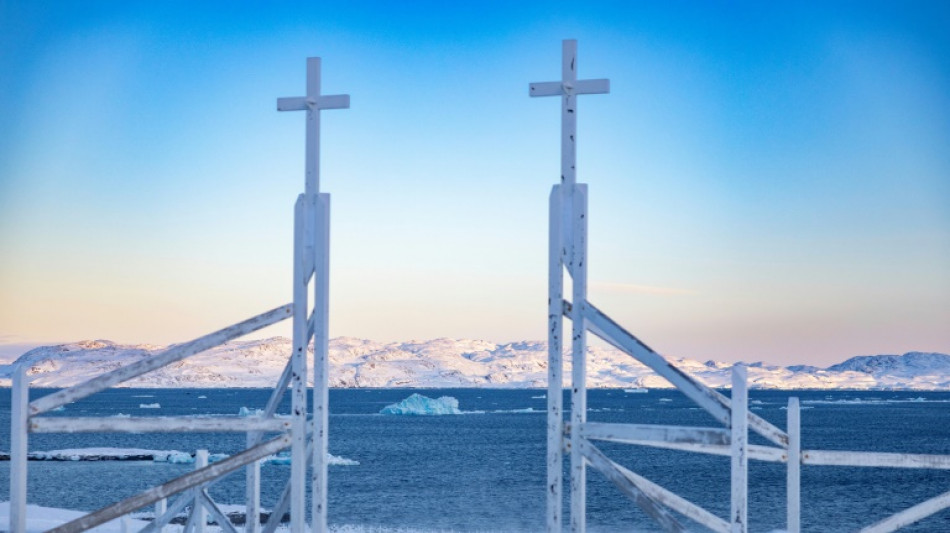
1,388 -> 949,532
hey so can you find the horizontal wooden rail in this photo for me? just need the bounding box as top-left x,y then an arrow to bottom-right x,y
802,450 -> 950,469
626,440 -> 788,463
46,434 -> 292,533
30,304 -> 293,415
30,416 -> 290,434
582,422 -> 730,446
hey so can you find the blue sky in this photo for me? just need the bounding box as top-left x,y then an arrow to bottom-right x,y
1,1 -> 948,365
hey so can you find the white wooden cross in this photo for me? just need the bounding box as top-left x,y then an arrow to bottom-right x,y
529,40 -> 609,188
278,57 -> 350,195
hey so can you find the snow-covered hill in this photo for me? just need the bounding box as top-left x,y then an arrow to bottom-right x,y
1,338 -> 948,390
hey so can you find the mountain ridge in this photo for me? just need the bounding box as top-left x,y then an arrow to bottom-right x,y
1,337 -> 948,390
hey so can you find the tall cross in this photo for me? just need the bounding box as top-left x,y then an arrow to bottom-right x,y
278,57 -> 350,196
529,40 -> 609,188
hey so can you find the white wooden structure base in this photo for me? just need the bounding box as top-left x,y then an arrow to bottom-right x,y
8,56 -> 348,533
535,39 -> 950,533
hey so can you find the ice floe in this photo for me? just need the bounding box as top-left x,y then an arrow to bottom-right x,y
380,394 -> 461,415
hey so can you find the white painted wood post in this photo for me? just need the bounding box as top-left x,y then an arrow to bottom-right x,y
245,433 -> 261,533
787,396 -> 801,533
730,365 -> 748,533
290,195 -> 309,533
279,56 -> 349,533
530,39 -> 608,533
10,364 -> 29,533
570,184 -> 589,533
155,499 -> 167,533
194,450 -> 208,533
312,193 -> 331,533
547,185 -> 564,532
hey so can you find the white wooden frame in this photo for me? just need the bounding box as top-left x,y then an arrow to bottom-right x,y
534,39 -> 950,533
9,56 -> 348,533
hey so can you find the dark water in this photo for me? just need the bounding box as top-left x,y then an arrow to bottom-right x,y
1,388 -> 949,532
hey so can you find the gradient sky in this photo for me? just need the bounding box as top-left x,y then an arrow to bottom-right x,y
1,1 -> 948,366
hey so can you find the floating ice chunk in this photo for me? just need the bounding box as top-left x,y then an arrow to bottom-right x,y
197,395 -> 207,399
531,394 -> 546,399
263,451 -> 358,466
238,406 -> 264,417
139,403 -> 161,409
380,394 -> 461,415
162,451 -> 194,464
51,406 -> 66,412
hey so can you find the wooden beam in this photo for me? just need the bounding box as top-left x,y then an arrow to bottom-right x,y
859,489 -> 950,533
45,434 -> 291,533
30,416 -> 290,434
579,439 -> 686,533
582,422 -> 730,446
30,304 -> 293,416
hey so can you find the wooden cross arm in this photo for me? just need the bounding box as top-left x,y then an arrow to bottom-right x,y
277,94 -> 351,111
529,79 -> 610,97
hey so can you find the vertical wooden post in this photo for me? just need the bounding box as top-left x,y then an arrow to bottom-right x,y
787,396 -> 801,533
290,195 -> 309,533
730,365 -> 748,533
194,450 -> 208,533
245,433 -> 261,533
312,193 -> 331,533
155,498 -> 167,533
10,365 -> 29,533
547,185 -> 564,532
570,184 -> 588,533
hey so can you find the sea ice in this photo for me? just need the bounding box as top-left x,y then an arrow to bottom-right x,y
238,406 -> 264,417
139,403 -> 161,409
380,393 -> 462,415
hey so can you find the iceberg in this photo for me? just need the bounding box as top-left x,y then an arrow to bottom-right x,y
139,403 -> 161,409
380,393 -> 462,415
238,406 -> 264,417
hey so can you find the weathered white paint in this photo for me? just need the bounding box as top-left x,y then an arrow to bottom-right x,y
547,185 -> 564,532
787,397 -> 801,533
859,489 -> 950,533
29,416 -> 290,433
580,301 -> 789,448
579,439 -> 686,532
141,492 -> 195,533
730,365 -> 748,533
312,193 -> 331,533
619,440 -> 787,462
581,422 -> 731,447
290,194 -> 309,533
246,433 -> 261,533
614,460 -> 729,533
277,56 -> 350,196
570,184 -> 588,533
155,498 -> 167,533
29,304 -> 292,416
197,490 -> 238,533
532,39 -> 610,533
10,365 -> 28,533
802,450 -> 950,469
194,450 -> 208,533
45,434 -> 291,533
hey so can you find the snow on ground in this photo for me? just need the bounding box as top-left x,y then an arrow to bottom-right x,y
19,447 -> 359,465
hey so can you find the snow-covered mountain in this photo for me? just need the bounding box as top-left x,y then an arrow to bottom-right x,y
1,338 -> 948,390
